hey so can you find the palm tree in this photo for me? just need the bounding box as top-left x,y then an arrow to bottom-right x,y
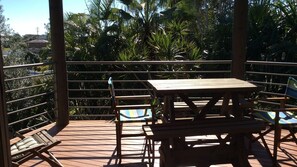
64,0 -> 127,118
271,0 -> 297,62
117,0 -> 165,60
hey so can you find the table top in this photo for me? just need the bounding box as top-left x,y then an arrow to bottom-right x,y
147,78 -> 260,95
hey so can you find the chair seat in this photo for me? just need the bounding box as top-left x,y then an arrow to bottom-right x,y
254,111 -> 297,125
11,136 -> 44,159
119,109 -> 152,122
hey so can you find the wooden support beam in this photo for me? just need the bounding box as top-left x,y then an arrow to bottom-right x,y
232,0 -> 248,79
49,0 -> 69,127
0,36 -> 11,167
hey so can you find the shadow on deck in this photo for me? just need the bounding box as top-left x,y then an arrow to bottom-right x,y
15,120 -> 297,167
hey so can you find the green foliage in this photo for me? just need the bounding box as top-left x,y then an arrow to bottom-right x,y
4,0 -> 296,121
148,29 -> 201,61
272,0 -> 297,62
1,2 -> 55,131
118,38 -> 150,61
246,0 -> 297,93
64,0 -> 297,93
247,0 -> 297,62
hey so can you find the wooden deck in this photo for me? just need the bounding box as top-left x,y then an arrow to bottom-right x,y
15,120 -> 297,167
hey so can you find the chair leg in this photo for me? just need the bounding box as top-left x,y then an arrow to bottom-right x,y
45,151 -> 63,167
116,122 -> 122,164
290,130 -> 297,145
250,129 -> 274,160
32,150 -> 63,167
12,162 -> 19,167
273,125 -> 281,164
259,134 -> 273,159
151,139 -> 155,167
147,139 -> 155,167
280,129 -> 297,145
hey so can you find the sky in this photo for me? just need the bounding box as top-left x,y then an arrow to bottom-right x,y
1,0 -> 89,35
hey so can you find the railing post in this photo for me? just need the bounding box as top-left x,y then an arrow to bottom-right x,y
232,0 -> 248,79
0,36 -> 11,167
49,0 -> 69,127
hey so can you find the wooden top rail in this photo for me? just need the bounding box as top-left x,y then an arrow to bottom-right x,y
143,117 -> 265,141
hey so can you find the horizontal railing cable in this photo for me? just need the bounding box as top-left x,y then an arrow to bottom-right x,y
8,110 -> 48,126
7,102 -> 48,115
5,83 -> 47,93
6,92 -> 53,104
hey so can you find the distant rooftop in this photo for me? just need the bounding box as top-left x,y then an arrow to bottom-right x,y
27,39 -> 49,49
27,39 -> 49,44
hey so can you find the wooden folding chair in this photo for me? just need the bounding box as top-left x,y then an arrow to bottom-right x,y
11,129 -> 62,167
252,77 -> 297,163
108,77 -> 156,165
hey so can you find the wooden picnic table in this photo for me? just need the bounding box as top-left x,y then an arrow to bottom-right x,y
148,78 -> 260,121
146,78 -> 263,167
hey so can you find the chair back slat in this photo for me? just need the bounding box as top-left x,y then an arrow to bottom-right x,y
108,77 -> 115,97
285,77 -> 297,99
108,77 -> 118,114
108,77 -> 116,103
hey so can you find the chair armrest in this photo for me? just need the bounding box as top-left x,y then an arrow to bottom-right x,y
252,96 -> 289,107
253,97 -> 287,103
115,95 -> 151,100
272,107 -> 297,112
14,127 -> 36,139
253,106 -> 297,115
265,97 -> 287,101
116,104 -> 153,110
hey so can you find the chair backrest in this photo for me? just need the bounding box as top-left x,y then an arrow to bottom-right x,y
108,77 -> 115,97
108,77 -> 116,108
285,77 -> 297,99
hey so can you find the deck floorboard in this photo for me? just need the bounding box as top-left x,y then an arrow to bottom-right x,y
14,120 -> 297,167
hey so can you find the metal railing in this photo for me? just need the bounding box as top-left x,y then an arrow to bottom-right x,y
4,60 -> 297,131
245,60 -> 297,109
3,62 -> 55,133
246,60 -> 297,95
67,60 -> 232,119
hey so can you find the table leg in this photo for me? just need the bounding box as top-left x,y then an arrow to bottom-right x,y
231,94 -> 242,118
232,134 -> 251,167
163,96 -> 175,122
221,93 -> 231,117
159,140 -> 175,167
169,97 -> 175,122
231,94 -> 251,167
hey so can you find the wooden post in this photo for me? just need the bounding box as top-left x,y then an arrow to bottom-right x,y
231,0 -> 248,79
0,36 -> 11,167
49,0 -> 69,127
